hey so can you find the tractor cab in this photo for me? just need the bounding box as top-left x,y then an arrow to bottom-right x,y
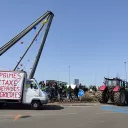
104,77 -> 125,88
124,81 -> 128,88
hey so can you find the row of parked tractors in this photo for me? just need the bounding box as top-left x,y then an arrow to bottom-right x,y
97,77 -> 128,106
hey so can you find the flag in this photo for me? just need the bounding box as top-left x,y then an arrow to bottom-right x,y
33,26 -> 36,29
42,19 -> 47,25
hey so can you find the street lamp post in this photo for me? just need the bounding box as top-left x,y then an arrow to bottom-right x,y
58,70 -> 60,85
94,72 -> 96,86
124,62 -> 127,81
69,66 -> 70,86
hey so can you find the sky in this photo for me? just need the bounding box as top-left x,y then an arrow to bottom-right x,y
0,0 -> 128,86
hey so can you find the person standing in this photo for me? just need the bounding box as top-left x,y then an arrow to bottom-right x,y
68,86 -> 72,101
74,86 -> 79,98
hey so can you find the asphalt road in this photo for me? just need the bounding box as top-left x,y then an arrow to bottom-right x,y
0,104 -> 128,128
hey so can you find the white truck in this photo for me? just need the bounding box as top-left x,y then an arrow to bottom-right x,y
0,70 -> 48,109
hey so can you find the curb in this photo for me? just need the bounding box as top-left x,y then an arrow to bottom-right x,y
48,103 -> 100,107
60,104 -> 100,106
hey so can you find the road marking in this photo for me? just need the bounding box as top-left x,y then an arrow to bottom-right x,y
96,112 -> 116,114
13,115 -> 21,121
100,105 -> 128,115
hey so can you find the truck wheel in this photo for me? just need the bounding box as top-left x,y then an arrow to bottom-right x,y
97,91 -> 108,103
31,101 -> 41,110
114,91 -> 126,106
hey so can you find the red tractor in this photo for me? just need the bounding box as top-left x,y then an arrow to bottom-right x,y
97,77 -> 128,106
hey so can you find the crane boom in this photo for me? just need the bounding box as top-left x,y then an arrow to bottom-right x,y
0,11 -> 53,56
29,14 -> 54,79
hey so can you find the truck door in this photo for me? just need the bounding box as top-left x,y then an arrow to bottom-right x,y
23,80 -> 40,104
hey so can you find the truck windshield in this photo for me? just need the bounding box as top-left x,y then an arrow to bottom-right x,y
34,79 -> 40,89
26,80 -> 38,89
105,80 -> 116,86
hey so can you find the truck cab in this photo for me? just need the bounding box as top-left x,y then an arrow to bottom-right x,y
23,78 -> 48,109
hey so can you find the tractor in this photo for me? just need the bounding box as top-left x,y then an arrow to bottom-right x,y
97,77 -> 128,106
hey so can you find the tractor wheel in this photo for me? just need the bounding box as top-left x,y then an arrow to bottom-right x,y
125,90 -> 128,105
110,97 -> 114,103
97,91 -> 108,103
114,91 -> 126,106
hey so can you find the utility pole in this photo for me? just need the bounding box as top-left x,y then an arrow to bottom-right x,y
58,70 -> 60,85
94,72 -> 96,86
69,66 -> 70,85
124,62 -> 127,81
